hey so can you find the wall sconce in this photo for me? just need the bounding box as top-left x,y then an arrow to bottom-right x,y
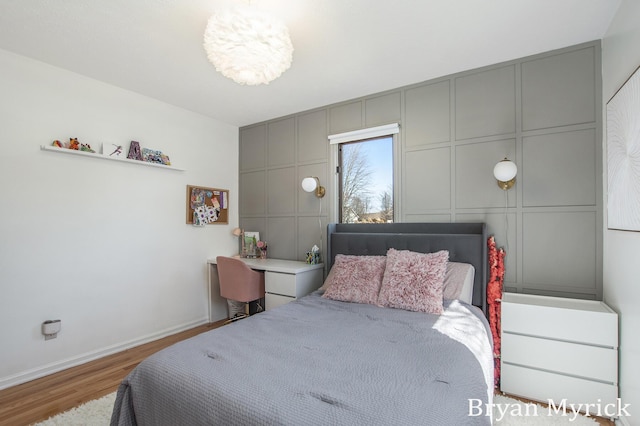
493,158 -> 517,190
301,177 -> 325,198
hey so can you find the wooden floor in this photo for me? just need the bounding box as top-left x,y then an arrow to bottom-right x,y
0,320 -> 615,426
0,321 -> 224,426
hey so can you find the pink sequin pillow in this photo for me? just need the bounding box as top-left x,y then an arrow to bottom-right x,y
322,255 -> 387,305
377,248 -> 449,314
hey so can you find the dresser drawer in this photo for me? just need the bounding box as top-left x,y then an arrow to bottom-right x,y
502,332 -> 617,383
501,363 -> 619,409
265,271 -> 296,297
265,293 -> 293,310
501,293 -> 618,348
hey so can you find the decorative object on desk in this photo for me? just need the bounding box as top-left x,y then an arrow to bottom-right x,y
607,64 -> 640,231
127,141 -> 143,160
306,244 -> 321,264
232,227 -> 246,257
142,147 -> 171,165
244,232 -> 259,258
186,185 -> 229,225
257,240 -> 267,259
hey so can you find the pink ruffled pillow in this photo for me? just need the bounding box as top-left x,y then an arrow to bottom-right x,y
322,255 -> 387,305
377,248 -> 449,314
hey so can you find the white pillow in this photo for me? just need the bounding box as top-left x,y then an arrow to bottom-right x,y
443,262 -> 475,304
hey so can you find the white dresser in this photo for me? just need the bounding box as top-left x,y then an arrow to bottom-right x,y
501,293 -> 618,410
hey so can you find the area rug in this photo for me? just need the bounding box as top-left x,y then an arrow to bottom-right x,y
35,392 -> 599,425
34,392 -> 116,426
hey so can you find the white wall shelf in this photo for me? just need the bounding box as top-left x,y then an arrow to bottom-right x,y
40,145 -> 185,171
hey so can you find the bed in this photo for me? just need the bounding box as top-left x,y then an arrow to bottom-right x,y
111,222 -> 493,425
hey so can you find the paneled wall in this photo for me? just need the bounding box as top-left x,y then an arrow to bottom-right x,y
240,40 -> 602,300
240,109 -> 330,261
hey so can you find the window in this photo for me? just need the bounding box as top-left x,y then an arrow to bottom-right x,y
339,136 -> 393,223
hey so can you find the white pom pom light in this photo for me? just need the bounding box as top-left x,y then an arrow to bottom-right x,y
203,7 -> 293,85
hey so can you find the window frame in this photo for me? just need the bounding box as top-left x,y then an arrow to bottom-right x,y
328,123 -> 400,224
337,136 -> 394,223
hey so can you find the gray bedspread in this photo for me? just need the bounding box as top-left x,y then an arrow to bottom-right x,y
111,293 -> 493,425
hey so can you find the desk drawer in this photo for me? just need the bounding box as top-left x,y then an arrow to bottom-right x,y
266,293 -> 293,310
265,271 -> 296,297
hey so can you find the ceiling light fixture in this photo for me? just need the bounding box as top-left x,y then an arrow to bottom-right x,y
203,6 -> 293,86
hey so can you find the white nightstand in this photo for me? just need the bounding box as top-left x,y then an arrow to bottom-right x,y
501,293 -> 618,410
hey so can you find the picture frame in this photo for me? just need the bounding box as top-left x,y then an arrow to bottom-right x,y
186,185 -> 229,225
244,231 -> 260,257
606,64 -> 640,231
102,142 -> 126,158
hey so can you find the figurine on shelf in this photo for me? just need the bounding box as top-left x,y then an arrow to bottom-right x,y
80,143 -> 95,153
52,140 -> 63,148
127,141 -> 143,160
68,138 -> 80,150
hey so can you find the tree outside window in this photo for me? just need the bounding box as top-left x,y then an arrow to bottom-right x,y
339,136 -> 393,223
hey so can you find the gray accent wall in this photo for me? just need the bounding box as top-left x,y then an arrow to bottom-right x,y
240,40 -> 603,300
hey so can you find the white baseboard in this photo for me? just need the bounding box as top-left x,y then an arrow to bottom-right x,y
0,318 -> 209,390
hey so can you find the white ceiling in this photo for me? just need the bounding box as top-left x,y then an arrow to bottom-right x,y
0,0 -> 621,127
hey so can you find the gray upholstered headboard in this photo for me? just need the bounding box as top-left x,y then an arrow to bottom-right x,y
326,222 -> 488,314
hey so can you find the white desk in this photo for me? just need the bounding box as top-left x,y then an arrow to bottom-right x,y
206,257 -> 324,322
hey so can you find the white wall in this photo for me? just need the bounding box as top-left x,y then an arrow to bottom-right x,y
602,1 -> 640,423
0,49 -> 238,389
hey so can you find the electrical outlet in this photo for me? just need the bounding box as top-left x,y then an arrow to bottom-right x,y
42,319 -> 61,340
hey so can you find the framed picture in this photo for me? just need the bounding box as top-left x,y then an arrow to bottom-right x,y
606,64 -> 640,231
244,231 -> 260,257
186,185 -> 229,225
102,142 -> 126,158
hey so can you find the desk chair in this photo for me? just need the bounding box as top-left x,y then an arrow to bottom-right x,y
216,256 -> 265,322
